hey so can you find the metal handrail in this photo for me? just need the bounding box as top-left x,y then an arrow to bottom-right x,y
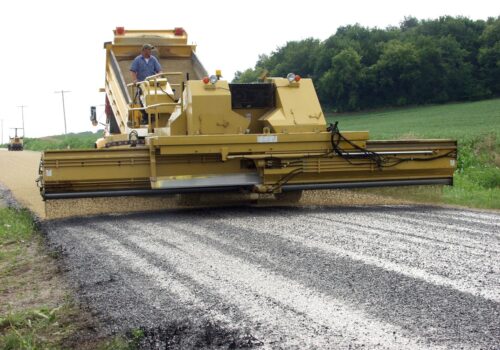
145,72 -> 183,80
125,72 -> 184,88
127,71 -> 184,129
129,103 -> 179,110
126,71 -> 183,104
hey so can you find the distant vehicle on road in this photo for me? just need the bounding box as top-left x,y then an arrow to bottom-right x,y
8,128 -> 24,151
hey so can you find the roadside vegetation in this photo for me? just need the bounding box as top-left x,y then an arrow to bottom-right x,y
328,98 -> 500,209
0,201 -> 142,349
0,206 -> 64,349
0,204 -> 82,349
23,131 -> 102,151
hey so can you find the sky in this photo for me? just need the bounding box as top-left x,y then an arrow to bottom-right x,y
0,0 -> 498,141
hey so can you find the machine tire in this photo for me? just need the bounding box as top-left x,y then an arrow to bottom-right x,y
274,190 -> 303,203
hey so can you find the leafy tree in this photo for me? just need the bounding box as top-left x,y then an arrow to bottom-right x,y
318,48 -> 362,111
400,16 -> 419,32
263,38 -> 321,78
478,18 -> 500,94
233,40 -> 321,82
233,68 -> 264,83
437,36 -> 476,100
372,40 -> 421,105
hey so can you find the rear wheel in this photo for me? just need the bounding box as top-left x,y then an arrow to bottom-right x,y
274,190 -> 303,203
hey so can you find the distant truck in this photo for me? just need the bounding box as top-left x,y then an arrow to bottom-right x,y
8,128 -> 23,151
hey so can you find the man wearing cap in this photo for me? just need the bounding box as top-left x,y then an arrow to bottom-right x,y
131,44 -> 163,124
130,44 -> 162,82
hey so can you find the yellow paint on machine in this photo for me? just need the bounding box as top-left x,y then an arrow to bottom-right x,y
38,28 -> 457,201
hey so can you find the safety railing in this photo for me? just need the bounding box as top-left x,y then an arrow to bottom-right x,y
127,72 -> 184,132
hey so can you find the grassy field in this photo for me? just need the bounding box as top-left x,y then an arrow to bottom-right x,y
329,98 -> 500,141
327,98 -> 500,209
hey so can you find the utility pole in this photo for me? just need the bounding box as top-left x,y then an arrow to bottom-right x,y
17,105 -> 27,136
55,90 -> 71,134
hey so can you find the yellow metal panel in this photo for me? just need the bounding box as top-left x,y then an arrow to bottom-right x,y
260,78 -> 326,133
41,139 -> 456,196
112,29 -> 190,49
185,80 -> 250,135
152,132 -> 367,155
167,107 -> 187,135
233,108 -> 271,133
150,131 -> 368,146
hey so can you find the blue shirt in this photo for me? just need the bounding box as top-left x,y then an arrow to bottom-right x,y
130,55 -> 162,81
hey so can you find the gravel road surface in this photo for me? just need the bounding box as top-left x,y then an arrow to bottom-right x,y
43,205 -> 500,349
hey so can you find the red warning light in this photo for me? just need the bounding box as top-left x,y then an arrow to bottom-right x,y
116,27 -> 125,35
174,27 -> 184,36
202,77 -> 210,84
294,75 -> 301,82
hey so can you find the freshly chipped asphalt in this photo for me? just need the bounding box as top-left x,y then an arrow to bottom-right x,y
42,204 -> 500,349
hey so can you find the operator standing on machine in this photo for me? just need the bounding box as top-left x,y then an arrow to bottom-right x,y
130,44 -> 163,124
130,44 -> 162,82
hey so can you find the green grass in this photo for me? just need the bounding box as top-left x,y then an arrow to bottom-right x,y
0,208 -> 62,350
327,98 -> 500,209
0,305 -> 77,350
0,205 -> 142,349
97,330 -> 144,350
0,208 -> 65,350
0,208 -> 35,244
328,98 -> 500,141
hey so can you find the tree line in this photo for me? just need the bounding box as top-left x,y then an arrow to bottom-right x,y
233,16 -> 500,112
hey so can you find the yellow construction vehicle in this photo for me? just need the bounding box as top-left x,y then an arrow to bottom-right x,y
8,128 -> 24,151
37,28 -> 457,202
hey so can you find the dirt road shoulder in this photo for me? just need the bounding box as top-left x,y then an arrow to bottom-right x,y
0,187 -> 132,349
